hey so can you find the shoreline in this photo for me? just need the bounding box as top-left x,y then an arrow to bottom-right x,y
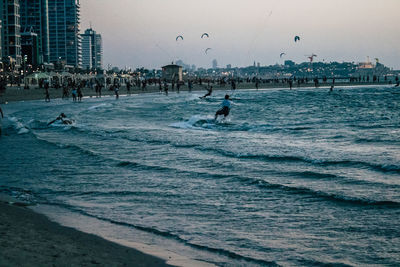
0,195 -> 172,266
0,194 -> 215,266
0,81 -> 394,104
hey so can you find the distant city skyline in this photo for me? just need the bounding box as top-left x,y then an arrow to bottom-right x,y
81,0 -> 400,70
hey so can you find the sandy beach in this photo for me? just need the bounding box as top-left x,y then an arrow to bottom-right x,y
0,195 -> 171,267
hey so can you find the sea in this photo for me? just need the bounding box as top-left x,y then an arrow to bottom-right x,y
1,85 -> 399,266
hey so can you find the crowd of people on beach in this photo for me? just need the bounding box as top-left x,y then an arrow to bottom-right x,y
0,72 -> 390,104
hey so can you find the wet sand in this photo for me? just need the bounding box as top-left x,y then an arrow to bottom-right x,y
0,196 -> 171,267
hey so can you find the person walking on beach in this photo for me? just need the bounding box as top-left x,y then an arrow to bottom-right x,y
215,94 -> 231,120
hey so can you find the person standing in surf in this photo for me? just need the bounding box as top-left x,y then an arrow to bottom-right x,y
215,94 -> 231,120
114,85 -> 119,99
44,80 -> 50,102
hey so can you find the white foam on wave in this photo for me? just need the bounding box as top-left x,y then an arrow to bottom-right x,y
48,120 -> 76,129
6,116 -> 30,135
170,115 -> 216,129
87,103 -> 112,110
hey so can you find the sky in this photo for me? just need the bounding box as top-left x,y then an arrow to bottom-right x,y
81,0 -> 400,70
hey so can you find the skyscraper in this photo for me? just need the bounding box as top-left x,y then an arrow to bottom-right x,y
81,30 -> 91,70
212,59 -> 218,69
48,0 -> 81,67
81,28 -> 102,70
21,31 -> 39,67
20,0 -> 50,63
0,0 -> 22,67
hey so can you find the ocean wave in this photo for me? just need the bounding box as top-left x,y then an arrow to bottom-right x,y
244,178 -> 400,208
115,159 -> 400,205
287,171 -> 339,179
195,146 -> 400,174
0,186 -> 42,204
297,258 -> 353,267
29,134 -> 400,208
33,136 -> 102,159
318,160 -> 400,173
354,137 -> 399,144
37,188 -> 178,199
30,136 -> 212,177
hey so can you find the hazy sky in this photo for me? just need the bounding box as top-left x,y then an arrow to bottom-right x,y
81,0 -> 400,69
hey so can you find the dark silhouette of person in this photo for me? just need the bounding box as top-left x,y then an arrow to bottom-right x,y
48,113 -> 74,126
127,81 -> 131,95
45,87 -> 50,102
188,80 -> 193,92
164,82 -> 169,95
114,86 -> 119,99
77,86 -> 83,102
44,80 -> 50,102
201,86 -> 213,99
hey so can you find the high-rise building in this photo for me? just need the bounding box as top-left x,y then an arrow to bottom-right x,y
212,59 -> 218,69
48,0 -> 81,67
81,28 -> 102,70
81,30 -> 91,70
20,0 -> 50,63
0,0 -> 22,67
21,31 -> 39,67
94,33 -> 102,69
